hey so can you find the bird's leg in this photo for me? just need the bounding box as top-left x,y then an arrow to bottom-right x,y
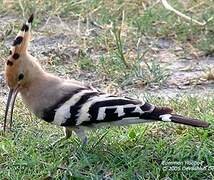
74,127 -> 88,145
50,127 -> 73,147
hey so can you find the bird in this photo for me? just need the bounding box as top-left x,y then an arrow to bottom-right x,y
3,14 -> 209,145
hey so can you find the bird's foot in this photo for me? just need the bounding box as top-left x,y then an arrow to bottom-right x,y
81,136 -> 88,147
74,127 -> 88,146
48,127 -> 73,148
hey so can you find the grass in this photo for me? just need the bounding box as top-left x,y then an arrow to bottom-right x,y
0,96 -> 214,179
0,0 -> 214,179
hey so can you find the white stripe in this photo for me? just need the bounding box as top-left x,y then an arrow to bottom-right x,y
76,94 -> 111,125
115,106 -> 125,117
76,97 -> 143,125
52,89 -> 97,125
26,22 -> 31,26
97,106 -> 107,120
25,22 -> 31,31
97,104 -> 144,121
97,105 -> 127,121
159,114 -> 172,122
132,106 -> 144,114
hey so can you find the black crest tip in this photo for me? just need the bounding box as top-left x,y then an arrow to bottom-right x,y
21,24 -> 29,32
28,14 -> 34,23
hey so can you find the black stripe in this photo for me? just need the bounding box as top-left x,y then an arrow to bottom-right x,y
83,106 -> 143,126
13,36 -> 23,46
139,113 -> 154,120
28,14 -> 34,23
139,106 -> 173,120
61,92 -> 98,126
12,53 -> 20,60
7,60 -> 13,66
9,50 -> 12,55
81,102 -> 171,125
81,107 -> 121,125
103,108 -> 119,122
140,102 -> 154,112
21,24 -> 29,32
123,107 -> 141,118
139,106 -> 171,120
42,88 -> 86,123
88,98 -> 140,123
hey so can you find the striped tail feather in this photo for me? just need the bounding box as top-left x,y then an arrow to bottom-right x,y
160,114 -> 209,128
144,107 -> 210,128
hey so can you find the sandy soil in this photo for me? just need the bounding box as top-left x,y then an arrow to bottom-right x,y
0,15 -> 213,104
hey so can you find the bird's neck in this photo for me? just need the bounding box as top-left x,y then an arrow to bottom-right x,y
18,54 -> 86,117
21,54 -> 46,89
19,54 -> 59,115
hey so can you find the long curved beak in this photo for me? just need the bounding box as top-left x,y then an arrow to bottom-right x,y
3,88 -> 19,132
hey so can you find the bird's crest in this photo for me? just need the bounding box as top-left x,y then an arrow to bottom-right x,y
7,14 -> 34,66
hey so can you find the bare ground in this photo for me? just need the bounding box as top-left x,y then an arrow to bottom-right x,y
0,15 -> 214,104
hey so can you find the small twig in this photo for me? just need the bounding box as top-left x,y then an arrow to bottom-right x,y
161,0 -> 213,26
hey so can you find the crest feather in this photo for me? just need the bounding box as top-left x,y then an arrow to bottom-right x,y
10,14 -> 34,56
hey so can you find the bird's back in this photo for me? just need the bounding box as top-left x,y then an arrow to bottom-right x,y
34,81 -> 172,128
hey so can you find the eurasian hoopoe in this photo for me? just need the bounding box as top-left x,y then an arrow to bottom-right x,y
3,15 -> 209,144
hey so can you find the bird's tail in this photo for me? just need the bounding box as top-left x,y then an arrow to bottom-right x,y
143,106 -> 209,128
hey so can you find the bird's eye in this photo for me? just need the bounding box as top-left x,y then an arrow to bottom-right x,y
18,73 -> 24,81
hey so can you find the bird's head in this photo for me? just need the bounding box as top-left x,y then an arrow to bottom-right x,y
3,14 -> 34,132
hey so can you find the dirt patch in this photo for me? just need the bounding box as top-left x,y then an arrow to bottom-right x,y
0,15 -> 214,101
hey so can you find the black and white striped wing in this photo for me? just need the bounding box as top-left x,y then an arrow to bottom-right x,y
76,94 -> 156,126
42,88 -> 159,127
42,87 -> 209,128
